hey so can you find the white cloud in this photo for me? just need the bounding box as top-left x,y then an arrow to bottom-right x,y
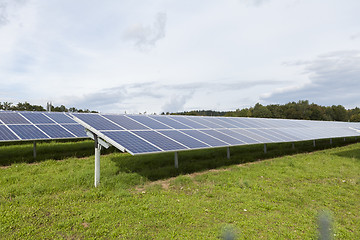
1,0 -> 360,113
262,50 -> 360,108
241,0 -> 269,7
162,93 -> 194,113
123,12 -> 167,51
0,0 -> 27,26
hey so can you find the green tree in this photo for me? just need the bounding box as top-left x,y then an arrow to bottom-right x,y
252,103 -> 272,118
350,113 -> 360,122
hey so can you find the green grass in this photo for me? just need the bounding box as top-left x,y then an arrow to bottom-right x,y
1,138 -> 359,239
0,140 -> 116,166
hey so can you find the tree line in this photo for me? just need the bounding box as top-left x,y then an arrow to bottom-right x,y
0,102 -> 97,113
2,100 -> 360,122
172,100 -> 360,122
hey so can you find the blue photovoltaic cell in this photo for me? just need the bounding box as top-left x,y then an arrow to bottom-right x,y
251,119 -> 278,128
300,128 -> 326,139
249,129 -> 285,142
36,125 -> 75,138
238,118 -> 266,128
282,119 -> 307,128
284,128 -> 313,140
0,125 -> 19,141
0,112 -> 30,124
247,118 -> 271,128
264,129 -> 300,141
133,130 -> 187,151
170,116 -> 209,129
189,117 -> 223,128
73,113 -> 123,130
128,115 -> 171,130
21,112 -> 55,124
101,131 -> 161,154
103,115 -> 149,130
43,113 -> 77,124
234,129 -> 273,143
218,129 -> 260,144
180,130 -> 228,147
206,118 -> 238,128
225,118 -> 252,128
8,125 -> 49,140
159,130 -> 209,149
149,115 -> 191,129
221,118 -> 249,128
200,129 -> 245,145
61,124 -> 87,138
230,118 -> 257,128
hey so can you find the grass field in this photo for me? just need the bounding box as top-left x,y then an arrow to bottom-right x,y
1,138 -> 359,239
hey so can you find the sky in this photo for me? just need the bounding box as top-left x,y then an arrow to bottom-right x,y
0,0 -> 359,114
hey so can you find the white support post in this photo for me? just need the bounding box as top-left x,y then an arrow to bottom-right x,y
174,152 -> 178,168
33,141 -> 36,159
264,144 -> 267,154
227,146 -> 230,159
94,136 -> 101,187
292,142 -> 295,149
313,140 -> 316,147
344,137 -> 346,142
330,138 -> 332,145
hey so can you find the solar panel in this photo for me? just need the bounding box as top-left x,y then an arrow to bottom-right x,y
0,125 -> 19,141
170,116 -> 209,129
0,112 -> 30,124
71,113 -> 360,156
128,115 -> 171,130
180,129 -> 229,147
0,111 -> 87,142
8,125 -> 49,140
61,124 -> 88,138
158,130 -> 209,149
103,115 -> 149,130
148,115 -> 192,129
200,129 -> 245,145
36,125 -> 75,138
101,131 -> 161,154
21,112 -> 55,124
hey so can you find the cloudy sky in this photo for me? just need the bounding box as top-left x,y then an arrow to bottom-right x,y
0,0 -> 359,114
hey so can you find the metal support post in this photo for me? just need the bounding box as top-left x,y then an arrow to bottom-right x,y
264,144 -> 267,154
344,137 -> 346,142
227,146 -> 230,159
313,140 -> 316,147
174,152 -> 178,168
292,142 -> 295,149
94,136 -> 101,187
330,138 -> 332,145
33,141 -> 36,159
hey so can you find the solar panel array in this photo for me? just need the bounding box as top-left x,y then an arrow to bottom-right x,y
72,113 -> 360,155
0,111 -> 87,142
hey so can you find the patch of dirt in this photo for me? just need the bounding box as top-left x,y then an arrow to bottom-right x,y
81,222 -> 89,228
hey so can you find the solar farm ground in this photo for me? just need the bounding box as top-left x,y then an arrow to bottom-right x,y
1,138 -> 359,239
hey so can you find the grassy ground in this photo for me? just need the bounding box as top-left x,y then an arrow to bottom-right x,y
0,138 -> 359,239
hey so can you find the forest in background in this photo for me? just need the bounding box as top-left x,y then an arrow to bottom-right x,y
171,100 -> 360,122
1,100 -> 360,122
0,102 -> 97,113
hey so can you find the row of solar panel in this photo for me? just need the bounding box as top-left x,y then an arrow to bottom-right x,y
98,127 -> 359,155
72,113 -> 360,155
0,112 -> 87,141
71,113 -> 360,131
